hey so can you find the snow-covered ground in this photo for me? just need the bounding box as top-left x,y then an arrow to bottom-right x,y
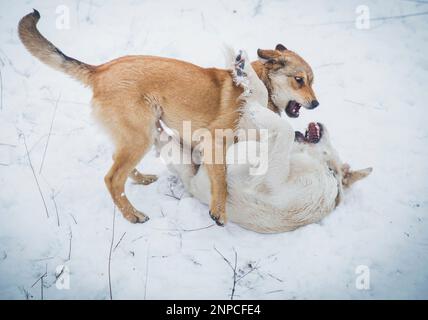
1,0 -> 428,299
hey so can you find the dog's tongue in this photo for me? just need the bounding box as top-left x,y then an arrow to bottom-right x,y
286,101 -> 301,117
306,122 -> 320,143
291,101 -> 301,115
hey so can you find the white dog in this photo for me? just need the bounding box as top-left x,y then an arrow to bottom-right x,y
156,50 -> 372,233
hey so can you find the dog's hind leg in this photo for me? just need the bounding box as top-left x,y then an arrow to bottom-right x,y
105,149 -> 148,223
100,102 -> 158,223
129,121 -> 160,185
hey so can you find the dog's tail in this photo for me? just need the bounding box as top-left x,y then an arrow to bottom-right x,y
18,10 -> 95,86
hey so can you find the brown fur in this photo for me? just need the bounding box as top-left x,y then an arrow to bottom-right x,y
18,10 -> 317,225
255,46 -> 318,113
341,164 -> 373,188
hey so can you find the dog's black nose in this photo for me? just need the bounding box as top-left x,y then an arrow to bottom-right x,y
310,100 -> 319,109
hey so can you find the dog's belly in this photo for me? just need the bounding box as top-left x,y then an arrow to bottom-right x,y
187,161 -> 339,233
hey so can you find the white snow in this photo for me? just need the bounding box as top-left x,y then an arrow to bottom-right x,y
1,0 -> 428,299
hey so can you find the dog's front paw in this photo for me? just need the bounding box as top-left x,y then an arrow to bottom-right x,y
209,209 -> 226,227
235,50 -> 247,77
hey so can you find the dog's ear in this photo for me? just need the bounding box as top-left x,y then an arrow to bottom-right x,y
342,164 -> 372,188
257,48 -> 282,64
275,43 -> 287,51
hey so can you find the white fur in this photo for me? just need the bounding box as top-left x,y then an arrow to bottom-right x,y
157,50 -> 346,233
269,72 -> 302,109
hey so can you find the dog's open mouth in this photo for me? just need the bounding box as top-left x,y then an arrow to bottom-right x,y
295,122 -> 323,144
285,101 -> 302,118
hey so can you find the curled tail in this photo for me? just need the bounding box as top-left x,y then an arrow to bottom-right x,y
18,9 -> 95,86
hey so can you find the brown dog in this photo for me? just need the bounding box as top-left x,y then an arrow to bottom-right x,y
18,10 -> 318,225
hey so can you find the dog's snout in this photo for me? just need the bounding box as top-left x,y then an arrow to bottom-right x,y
310,100 -> 319,109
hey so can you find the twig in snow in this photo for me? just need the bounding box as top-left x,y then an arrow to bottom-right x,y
265,289 -> 284,294
31,272 -> 46,288
26,134 -> 50,156
267,272 -> 284,283
31,264 -> 48,300
68,212 -> 78,225
144,243 -> 150,300
236,264 -> 259,283
165,177 -> 183,200
402,0 -> 428,4
40,265 -> 47,300
31,256 -> 54,262
55,265 -> 65,281
182,224 -> 215,232
108,205 -> 116,300
41,97 -> 87,106
67,229 -> 72,261
164,193 -> 182,200
0,49 -> 31,77
0,163 -> 9,166
167,220 -> 215,233
178,231 -> 183,250
232,250 -> 237,299
19,286 -> 32,300
214,247 -> 259,300
113,232 -> 126,251
214,246 -> 234,271
344,99 -> 384,110
131,235 -> 145,243
82,154 -> 99,164
21,134 -> 50,218
51,189 -> 60,227
0,142 -> 16,147
39,94 -> 61,174
0,65 -> 3,111
214,246 -> 238,300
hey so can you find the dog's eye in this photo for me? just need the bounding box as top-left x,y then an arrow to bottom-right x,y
294,77 -> 304,84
